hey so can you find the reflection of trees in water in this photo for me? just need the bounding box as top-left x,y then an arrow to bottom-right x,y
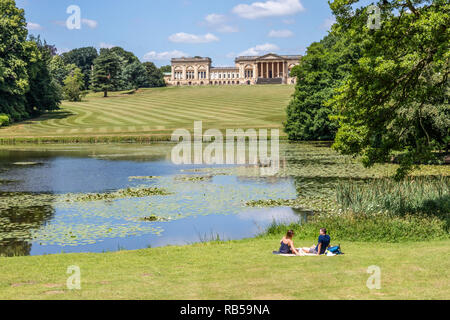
0,205 -> 55,257
291,207 -> 313,224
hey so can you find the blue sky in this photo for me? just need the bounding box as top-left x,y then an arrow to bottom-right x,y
18,0 -> 338,66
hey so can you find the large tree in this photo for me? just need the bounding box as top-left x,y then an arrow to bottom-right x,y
329,0 -> 449,179
143,62 -> 165,88
123,62 -> 150,90
90,49 -> 122,97
0,0 -> 30,121
25,35 -> 61,116
62,47 -> 98,90
285,32 -> 362,140
49,55 -> 78,86
0,0 -> 60,122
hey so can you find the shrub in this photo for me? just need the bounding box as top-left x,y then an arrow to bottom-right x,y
0,114 -> 10,127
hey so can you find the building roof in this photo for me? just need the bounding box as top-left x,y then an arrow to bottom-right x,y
171,57 -> 211,63
235,53 -> 301,62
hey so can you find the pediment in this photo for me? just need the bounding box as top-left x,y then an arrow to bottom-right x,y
258,53 -> 283,60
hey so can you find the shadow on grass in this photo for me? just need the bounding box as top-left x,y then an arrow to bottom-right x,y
19,110 -> 75,125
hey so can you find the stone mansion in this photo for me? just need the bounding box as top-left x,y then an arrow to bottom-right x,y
166,53 -> 301,86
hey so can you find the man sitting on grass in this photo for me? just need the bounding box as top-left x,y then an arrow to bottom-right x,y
302,228 -> 331,255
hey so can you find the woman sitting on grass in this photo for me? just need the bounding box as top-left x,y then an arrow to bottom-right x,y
279,230 -> 301,255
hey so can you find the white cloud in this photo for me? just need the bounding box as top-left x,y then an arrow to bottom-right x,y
143,50 -> 188,61
205,14 -> 227,25
268,29 -> 294,38
233,0 -> 304,19
99,42 -> 114,49
203,13 -> 238,33
321,17 -> 336,30
217,25 -> 239,33
82,18 -> 98,29
27,22 -> 42,30
169,32 -> 219,44
239,43 -> 279,56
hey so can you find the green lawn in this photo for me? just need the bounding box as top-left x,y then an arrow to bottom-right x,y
0,85 -> 293,142
1,237 -> 448,300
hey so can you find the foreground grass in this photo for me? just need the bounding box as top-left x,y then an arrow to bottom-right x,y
0,85 -> 293,144
1,238 -> 448,300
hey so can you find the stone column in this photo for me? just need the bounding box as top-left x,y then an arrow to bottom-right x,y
182,66 -> 186,80
171,65 -> 175,81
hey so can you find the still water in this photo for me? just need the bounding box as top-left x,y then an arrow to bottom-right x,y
0,145 -> 306,256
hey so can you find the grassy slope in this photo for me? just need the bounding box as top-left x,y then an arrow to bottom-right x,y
1,237 -> 449,300
0,85 -> 293,142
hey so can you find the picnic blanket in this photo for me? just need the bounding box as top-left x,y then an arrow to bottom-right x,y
273,249 -> 336,257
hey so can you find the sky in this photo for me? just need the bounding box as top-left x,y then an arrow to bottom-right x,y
17,0 -> 339,67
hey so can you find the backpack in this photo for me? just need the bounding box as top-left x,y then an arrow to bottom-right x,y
327,245 -> 343,255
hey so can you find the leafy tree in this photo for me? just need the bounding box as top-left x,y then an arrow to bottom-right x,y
25,35 -> 61,116
63,67 -> 84,102
160,65 -> 171,73
123,62 -> 150,90
143,62 -> 165,87
285,33 -> 362,140
329,0 -> 450,179
108,47 -> 139,65
62,47 -> 98,90
49,55 -> 78,86
0,0 -> 30,121
90,49 -> 122,97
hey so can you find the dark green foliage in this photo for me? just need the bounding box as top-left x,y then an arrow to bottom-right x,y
62,47 -> 98,90
90,49 -> 122,97
25,35 -> 61,116
143,62 -> 165,88
49,55 -> 78,86
63,68 -> 84,102
0,0 -> 31,121
123,62 -> 150,90
159,65 -> 171,73
0,1 -> 60,122
285,33 -> 362,141
329,0 -> 450,179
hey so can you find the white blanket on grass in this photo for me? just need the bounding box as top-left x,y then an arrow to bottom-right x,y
275,249 -> 336,257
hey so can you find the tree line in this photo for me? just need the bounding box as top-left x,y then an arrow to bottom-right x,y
0,0 -> 169,126
285,0 -> 449,178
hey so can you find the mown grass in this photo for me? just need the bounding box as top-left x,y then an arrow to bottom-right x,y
0,85 -> 294,144
0,238 -> 448,300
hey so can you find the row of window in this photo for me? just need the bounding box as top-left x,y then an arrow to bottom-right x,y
174,69 -> 291,80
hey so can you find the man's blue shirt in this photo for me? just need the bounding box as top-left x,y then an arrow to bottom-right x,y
316,235 -> 331,254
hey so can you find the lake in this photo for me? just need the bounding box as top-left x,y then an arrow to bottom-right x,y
0,144 -> 312,256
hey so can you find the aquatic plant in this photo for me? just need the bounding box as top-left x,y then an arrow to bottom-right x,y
63,187 -> 172,202
336,176 -> 450,218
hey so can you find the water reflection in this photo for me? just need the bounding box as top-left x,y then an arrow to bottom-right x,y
0,145 -> 307,256
0,205 -> 55,256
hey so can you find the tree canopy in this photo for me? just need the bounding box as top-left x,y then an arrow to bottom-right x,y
0,0 -> 60,122
329,0 -> 449,178
62,47 -> 98,90
90,49 -> 122,97
285,32 -> 363,140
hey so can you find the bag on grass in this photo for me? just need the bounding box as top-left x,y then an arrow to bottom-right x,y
327,245 -> 343,255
